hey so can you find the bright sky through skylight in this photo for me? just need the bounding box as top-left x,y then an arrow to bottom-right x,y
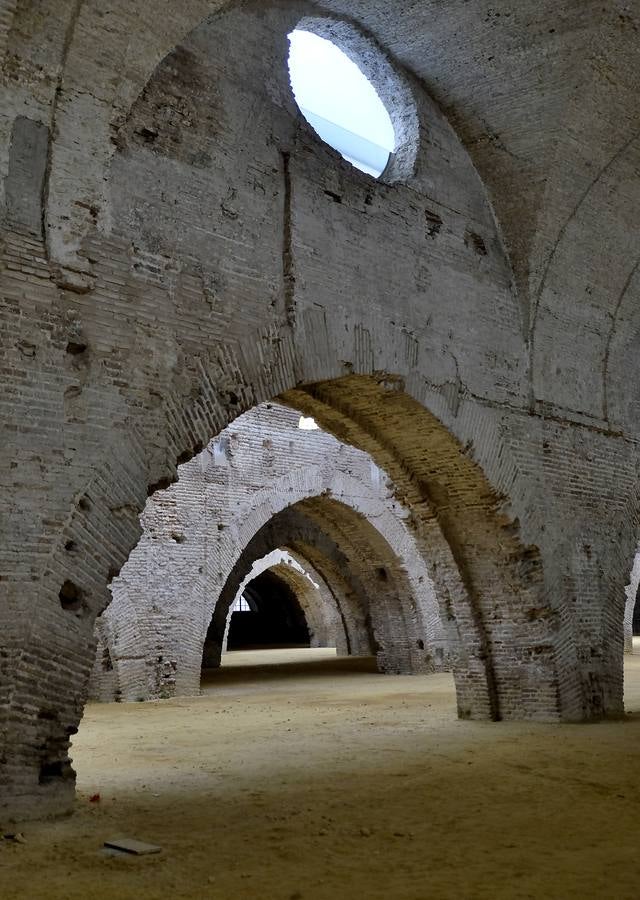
288,29 -> 396,176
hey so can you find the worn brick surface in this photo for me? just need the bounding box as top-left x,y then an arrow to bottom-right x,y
1,0 -> 639,821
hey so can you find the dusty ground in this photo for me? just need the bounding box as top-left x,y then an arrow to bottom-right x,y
3,646 -> 640,900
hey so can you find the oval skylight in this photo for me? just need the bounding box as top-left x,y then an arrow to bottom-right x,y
288,29 -> 396,178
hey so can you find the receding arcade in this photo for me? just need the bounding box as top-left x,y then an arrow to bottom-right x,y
1,0 -> 638,859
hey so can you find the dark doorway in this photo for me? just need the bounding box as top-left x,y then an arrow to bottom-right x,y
226,570 -> 311,650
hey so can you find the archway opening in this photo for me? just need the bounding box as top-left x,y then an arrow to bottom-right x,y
225,568 -> 311,651
200,485 -> 441,687
219,548 -> 339,681
83,376 -> 547,722
48,373 -> 551,838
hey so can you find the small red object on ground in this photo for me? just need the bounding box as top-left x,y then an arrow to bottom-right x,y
89,793 -> 101,803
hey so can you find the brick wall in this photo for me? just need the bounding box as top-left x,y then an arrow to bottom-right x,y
2,0 -> 638,821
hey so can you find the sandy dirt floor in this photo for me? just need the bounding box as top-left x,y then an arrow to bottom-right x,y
3,645 -> 640,900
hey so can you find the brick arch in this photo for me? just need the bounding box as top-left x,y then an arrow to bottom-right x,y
219,549 -> 349,655
283,378 -> 560,721
279,549 -> 353,655
5,0 -> 627,829
207,502 -> 426,678
0,0 -> 532,827
208,461 -> 449,664
225,470 -> 446,661
100,418 -> 451,701
2,358 -> 580,823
